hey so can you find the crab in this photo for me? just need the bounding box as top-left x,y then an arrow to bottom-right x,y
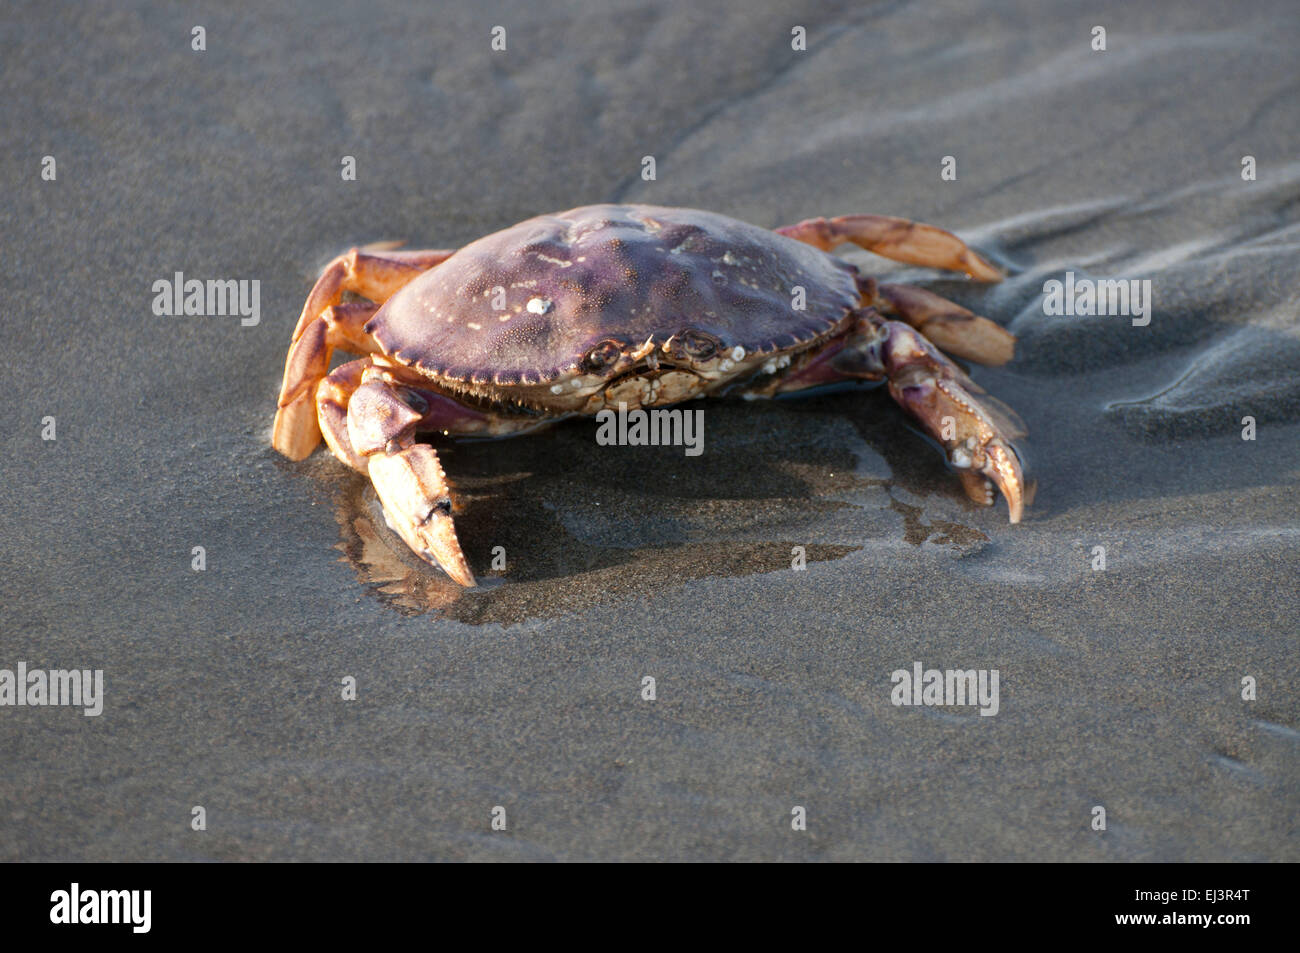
272,204 -> 1026,587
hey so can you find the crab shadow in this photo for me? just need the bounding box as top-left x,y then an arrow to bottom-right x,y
332,386 -> 992,623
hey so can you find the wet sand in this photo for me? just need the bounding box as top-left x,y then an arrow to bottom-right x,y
1,0 -> 1296,860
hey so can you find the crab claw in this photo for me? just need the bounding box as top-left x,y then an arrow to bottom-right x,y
952,436 -> 1025,523
888,351 -> 1026,523
833,314 -> 1026,522
984,440 -> 1025,523
367,445 -> 477,587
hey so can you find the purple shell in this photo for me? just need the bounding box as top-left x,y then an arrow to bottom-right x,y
366,204 -> 861,384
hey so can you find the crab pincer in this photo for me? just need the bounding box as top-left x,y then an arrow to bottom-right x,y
861,314 -> 1025,522
367,446 -> 475,587
340,370 -> 477,586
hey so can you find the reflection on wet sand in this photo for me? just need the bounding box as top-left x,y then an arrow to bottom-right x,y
334,479 -> 861,622
329,398 -> 995,622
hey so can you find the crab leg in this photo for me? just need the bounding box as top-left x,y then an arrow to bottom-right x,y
764,310 -> 1026,522
315,358 -> 372,473
345,365 -> 476,587
273,247 -> 457,460
859,278 -> 1015,366
776,214 -> 1002,281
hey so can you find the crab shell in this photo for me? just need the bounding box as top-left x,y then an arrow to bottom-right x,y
364,204 -> 862,413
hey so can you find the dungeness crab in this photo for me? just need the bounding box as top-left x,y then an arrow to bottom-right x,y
273,204 -> 1025,586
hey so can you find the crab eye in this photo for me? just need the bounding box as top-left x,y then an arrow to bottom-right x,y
678,329 -> 720,360
583,339 -> 624,372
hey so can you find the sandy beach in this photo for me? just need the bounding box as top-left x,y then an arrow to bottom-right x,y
1,0 -> 1296,860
